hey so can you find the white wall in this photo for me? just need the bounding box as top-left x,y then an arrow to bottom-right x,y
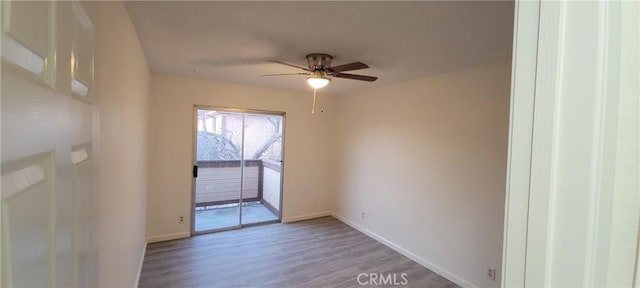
146,74 -> 335,241
333,61 -> 511,288
93,2 -> 150,286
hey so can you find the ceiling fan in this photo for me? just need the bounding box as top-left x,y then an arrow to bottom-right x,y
263,53 -> 378,89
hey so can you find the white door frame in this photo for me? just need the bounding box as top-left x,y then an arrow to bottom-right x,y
502,0 -> 639,286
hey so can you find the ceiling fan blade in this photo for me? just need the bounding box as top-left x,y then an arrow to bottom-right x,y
268,60 -> 311,71
260,73 -> 310,76
332,72 -> 378,82
328,62 -> 369,72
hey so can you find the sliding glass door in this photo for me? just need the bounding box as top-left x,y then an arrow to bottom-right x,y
192,107 -> 284,234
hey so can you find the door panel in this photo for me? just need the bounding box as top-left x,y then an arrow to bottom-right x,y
1,1 -> 51,80
1,153 -> 54,287
241,113 -> 283,225
193,109 -> 243,232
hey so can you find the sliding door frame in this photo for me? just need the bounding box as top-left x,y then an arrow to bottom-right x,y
190,105 -> 286,236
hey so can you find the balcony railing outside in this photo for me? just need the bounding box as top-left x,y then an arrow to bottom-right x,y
195,159 -> 281,214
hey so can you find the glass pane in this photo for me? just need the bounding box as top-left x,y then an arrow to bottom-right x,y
241,113 -> 282,225
194,109 -> 243,232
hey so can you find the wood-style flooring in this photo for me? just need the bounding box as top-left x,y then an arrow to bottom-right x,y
138,217 -> 459,288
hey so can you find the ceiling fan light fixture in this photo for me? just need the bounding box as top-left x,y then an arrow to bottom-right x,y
307,76 -> 330,89
265,54 -> 377,90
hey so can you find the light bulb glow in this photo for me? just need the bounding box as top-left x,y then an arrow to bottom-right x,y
307,76 -> 330,89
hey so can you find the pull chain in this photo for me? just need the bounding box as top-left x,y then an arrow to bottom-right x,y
312,88 -> 317,114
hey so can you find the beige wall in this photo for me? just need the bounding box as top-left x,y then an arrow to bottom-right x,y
147,74 -> 335,241
93,2 -> 150,286
333,61 -> 511,288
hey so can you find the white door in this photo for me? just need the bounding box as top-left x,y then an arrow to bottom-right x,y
1,1 -> 97,287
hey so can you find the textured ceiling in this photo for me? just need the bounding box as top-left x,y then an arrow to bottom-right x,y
125,1 -> 514,94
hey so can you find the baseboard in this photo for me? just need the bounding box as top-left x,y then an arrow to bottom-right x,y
282,211 -> 332,223
134,241 -> 147,288
146,231 -> 190,243
330,212 -> 478,288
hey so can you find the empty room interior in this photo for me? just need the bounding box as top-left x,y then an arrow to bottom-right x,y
1,1 -> 638,288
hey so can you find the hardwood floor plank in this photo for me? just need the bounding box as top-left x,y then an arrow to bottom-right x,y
139,217 -> 459,288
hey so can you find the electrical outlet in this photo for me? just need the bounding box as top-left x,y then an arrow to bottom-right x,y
179,216 -> 184,223
361,212 -> 366,220
486,267 -> 496,281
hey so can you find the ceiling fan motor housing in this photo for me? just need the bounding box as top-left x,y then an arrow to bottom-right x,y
306,53 -> 333,71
